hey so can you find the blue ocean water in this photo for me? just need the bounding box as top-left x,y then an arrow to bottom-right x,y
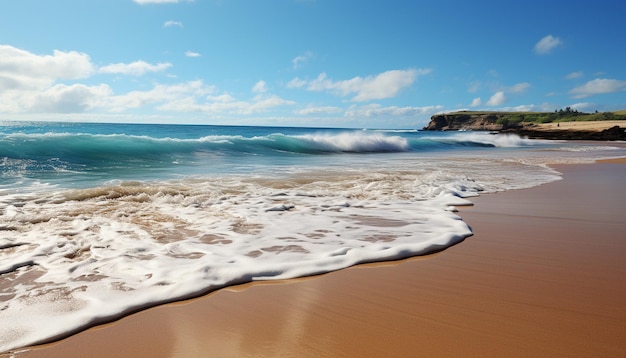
1,121 -> 625,352
1,121 -> 541,189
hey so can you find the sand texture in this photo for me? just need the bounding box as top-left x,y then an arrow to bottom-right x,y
533,120 -> 626,131
9,161 -> 626,358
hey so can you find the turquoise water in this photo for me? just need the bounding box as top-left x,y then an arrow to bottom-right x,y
1,121 -> 542,188
1,121 -> 625,352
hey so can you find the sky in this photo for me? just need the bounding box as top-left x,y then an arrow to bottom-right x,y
1,0 -> 625,129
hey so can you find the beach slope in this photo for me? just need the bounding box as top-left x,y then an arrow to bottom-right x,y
10,160 -> 626,357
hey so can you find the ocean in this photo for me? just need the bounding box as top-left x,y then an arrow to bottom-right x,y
1,121 -> 625,352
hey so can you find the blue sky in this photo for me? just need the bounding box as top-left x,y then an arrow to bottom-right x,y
1,0 -> 625,128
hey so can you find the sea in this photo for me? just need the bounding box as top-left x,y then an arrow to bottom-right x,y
1,121 -> 625,352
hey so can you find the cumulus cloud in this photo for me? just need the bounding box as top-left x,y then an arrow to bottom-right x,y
0,45 -> 103,113
164,20 -> 183,28
570,102 -> 594,111
470,97 -> 481,107
298,68 -> 430,102
0,45 -> 94,91
105,80 -> 295,115
0,83 -> 112,114
286,77 -> 307,88
486,91 -> 506,106
569,78 -> 626,98
158,92 -> 295,115
98,60 -> 172,76
507,82 -> 531,93
247,95 -> 295,114
467,82 -> 481,93
252,80 -> 268,93
534,35 -> 562,55
344,104 -> 444,117
185,51 -> 201,58
499,104 -> 539,112
31,84 -> 112,113
101,80 -> 215,112
0,44 -> 296,116
292,51 -> 313,69
565,71 -> 583,79
295,106 -> 343,115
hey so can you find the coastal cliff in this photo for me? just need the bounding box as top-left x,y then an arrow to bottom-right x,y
424,113 -> 508,131
423,111 -> 626,140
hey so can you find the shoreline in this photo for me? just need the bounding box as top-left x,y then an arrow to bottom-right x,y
7,158 -> 626,357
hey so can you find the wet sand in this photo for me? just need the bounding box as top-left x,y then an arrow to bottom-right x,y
10,159 -> 626,357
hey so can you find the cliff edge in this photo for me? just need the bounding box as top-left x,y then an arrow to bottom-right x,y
424,113 -> 508,131
423,111 -> 626,140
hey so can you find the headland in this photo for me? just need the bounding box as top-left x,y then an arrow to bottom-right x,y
423,109 -> 626,140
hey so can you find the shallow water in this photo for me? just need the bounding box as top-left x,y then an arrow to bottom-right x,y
1,121 -> 625,352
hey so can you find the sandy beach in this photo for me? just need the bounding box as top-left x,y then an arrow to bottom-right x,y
8,158 -> 626,358
533,120 -> 626,131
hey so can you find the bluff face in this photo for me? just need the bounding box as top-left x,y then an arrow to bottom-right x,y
423,112 -> 626,140
423,113 -> 507,131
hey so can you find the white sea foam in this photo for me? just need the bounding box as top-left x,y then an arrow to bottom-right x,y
291,132 -> 410,152
1,136 -> 625,353
449,132 -> 547,147
0,169 -> 481,351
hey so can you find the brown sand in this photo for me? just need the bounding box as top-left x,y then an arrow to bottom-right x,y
534,120 -> 625,131
10,160 -> 626,357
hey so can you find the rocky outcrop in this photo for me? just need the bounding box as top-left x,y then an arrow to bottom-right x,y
424,113 -> 511,131
423,112 -> 626,140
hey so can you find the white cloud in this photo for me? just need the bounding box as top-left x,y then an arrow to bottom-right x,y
252,80 -> 268,93
185,51 -> 201,58
508,82 -> 531,93
486,91 -> 506,106
286,77 -> 307,88
0,83 -> 112,114
302,68 -> 430,102
295,106 -> 343,115
122,81 -> 295,115
504,104 -> 538,112
570,102 -> 594,111
0,45 -> 101,113
534,35 -> 563,55
0,45 -> 94,91
98,60 -> 172,76
569,78 -> 626,98
164,20 -> 183,28
467,82 -> 481,93
495,103 -> 555,113
207,94 -> 236,103
344,104 -> 444,117
0,44 -> 294,117
100,80 -> 215,112
158,92 -> 295,115
31,84 -> 112,113
470,97 -> 481,107
247,95 -> 295,114
292,51 -> 313,69
565,71 -> 583,79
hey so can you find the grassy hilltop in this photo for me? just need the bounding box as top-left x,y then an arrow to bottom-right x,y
424,108 -> 626,140
451,108 -> 626,127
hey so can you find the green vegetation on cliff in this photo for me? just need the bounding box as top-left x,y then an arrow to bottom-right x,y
424,108 -> 626,140
454,108 -> 626,127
